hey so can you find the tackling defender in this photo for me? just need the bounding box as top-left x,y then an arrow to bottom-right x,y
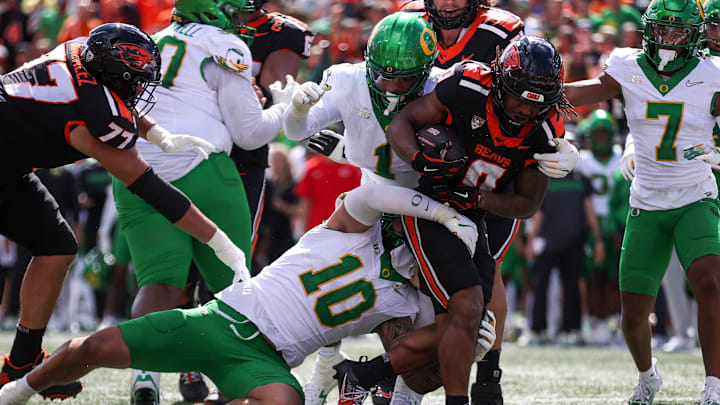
0,183 -> 488,405
565,0 -> 720,403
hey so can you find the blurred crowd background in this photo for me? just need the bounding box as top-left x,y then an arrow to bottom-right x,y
0,0 -> 697,354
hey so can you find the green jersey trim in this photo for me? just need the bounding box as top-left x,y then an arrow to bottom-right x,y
712,91 -> 720,115
636,52 -> 700,96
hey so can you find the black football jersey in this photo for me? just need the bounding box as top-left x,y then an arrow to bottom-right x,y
248,12 -> 313,80
433,61 -> 565,194
0,40 -> 138,181
400,1 -> 524,67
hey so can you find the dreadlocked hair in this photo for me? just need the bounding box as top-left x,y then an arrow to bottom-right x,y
490,46 -> 577,121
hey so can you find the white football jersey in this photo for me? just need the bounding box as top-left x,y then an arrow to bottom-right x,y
575,149 -> 622,217
305,63 -> 443,188
136,22 -> 253,180
216,223 -> 420,367
604,48 -> 719,210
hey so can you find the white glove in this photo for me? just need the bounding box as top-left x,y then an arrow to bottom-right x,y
438,209 -> 478,256
474,310 -> 497,361
533,138 -> 579,178
207,228 -> 251,283
290,81 -> 331,118
268,74 -> 298,106
146,125 -> 215,160
620,134 -> 636,181
683,143 -> 720,166
307,129 -> 348,164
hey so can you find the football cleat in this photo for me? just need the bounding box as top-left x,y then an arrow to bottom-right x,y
304,381 -> 331,405
333,359 -> 370,405
131,370 -> 160,405
471,367 -> 503,405
179,371 -> 209,403
627,358 -> 662,405
702,384 -> 720,405
204,389 -> 229,405
0,351 -> 82,400
370,376 -> 396,405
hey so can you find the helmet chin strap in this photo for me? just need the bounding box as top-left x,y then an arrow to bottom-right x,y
657,48 -> 677,71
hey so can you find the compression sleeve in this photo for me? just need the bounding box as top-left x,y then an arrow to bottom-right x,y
127,168 -> 191,223
204,61 -> 285,150
342,184 -> 456,226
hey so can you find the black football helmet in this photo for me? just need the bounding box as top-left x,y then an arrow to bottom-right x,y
491,36 -> 563,136
81,23 -> 161,117
424,0 -> 480,30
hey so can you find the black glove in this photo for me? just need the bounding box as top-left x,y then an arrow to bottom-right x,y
433,183 -> 480,211
307,129 -> 347,163
411,141 -> 467,180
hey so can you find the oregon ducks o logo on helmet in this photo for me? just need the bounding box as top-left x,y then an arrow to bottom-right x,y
420,28 -> 437,56
386,66 -> 394,72
668,15 -> 676,21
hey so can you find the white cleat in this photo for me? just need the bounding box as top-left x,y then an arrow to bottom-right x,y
304,381 -> 332,405
702,384 -> 720,405
0,379 -> 35,405
628,358 -> 662,405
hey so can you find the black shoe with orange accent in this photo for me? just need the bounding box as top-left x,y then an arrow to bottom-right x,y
179,371 -> 209,403
204,390 -> 229,405
470,368 -> 503,405
0,351 -> 82,400
370,376 -> 396,405
333,359 -> 371,405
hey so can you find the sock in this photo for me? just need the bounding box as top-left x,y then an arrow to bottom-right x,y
390,376 -> 424,405
476,349 -> 501,383
22,375 -> 38,393
446,395 -> 469,405
639,364 -> 657,380
355,353 -> 395,390
9,324 -> 45,366
309,345 -> 345,386
706,376 -> 720,389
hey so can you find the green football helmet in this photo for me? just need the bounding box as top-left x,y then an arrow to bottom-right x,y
582,109 -> 617,155
173,0 -> 256,45
704,0 -> 720,55
642,0 -> 704,71
365,12 -> 437,116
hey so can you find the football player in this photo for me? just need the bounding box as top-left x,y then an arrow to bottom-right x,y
0,22 -> 249,401
565,0 -> 720,403
229,0 -> 314,258
0,183 -> 487,405
112,0 -> 296,403
574,110 -> 619,346
329,36 -> 575,405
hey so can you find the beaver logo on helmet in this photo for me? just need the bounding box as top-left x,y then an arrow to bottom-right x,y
116,43 -> 156,72
502,45 -> 521,73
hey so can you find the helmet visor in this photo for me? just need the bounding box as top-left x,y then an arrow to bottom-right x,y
706,21 -> 720,45
650,23 -> 693,47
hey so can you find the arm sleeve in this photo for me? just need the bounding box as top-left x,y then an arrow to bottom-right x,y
204,61 -> 285,150
343,183 -> 456,226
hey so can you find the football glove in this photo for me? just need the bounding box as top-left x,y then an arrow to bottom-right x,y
146,125 -> 215,160
432,183 -> 479,211
438,210 -> 478,256
207,228 -> 251,283
533,138 -> 579,178
411,141 -> 467,180
307,129 -> 348,164
268,74 -> 298,107
475,310 -> 497,361
290,80 -> 331,118
683,143 -> 720,166
621,134 -> 636,181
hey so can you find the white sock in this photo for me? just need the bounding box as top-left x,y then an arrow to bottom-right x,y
309,345 -> 346,385
639,364 -> 657,380
390,376 -> 423,405
21,375 -> 38,394
706,376 -> 720,389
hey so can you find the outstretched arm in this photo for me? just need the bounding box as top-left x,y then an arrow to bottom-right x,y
564,72 -> 622,107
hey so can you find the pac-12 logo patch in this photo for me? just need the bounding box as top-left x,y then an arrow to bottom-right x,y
471,115 -> 485,130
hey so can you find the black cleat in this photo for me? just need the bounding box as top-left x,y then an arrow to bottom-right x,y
179,371 -> 209,403
471,368 -> 503,405
371,376 -> 396,405
0,351 -> 82,400
204,390 -> 230,405
333,359 -> 371,405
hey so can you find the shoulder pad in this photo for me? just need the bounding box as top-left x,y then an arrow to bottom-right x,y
200,27 -> 252,75
477,7 -> 524,33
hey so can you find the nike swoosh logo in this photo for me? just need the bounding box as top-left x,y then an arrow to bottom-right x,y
424,166 -> 439,172
255,32 -> 270,37
455,192 -> 469,198
458,223 -> 473,227
686,80 -> 704,87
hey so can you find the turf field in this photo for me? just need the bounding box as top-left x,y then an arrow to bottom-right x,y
0,332 -> 705,404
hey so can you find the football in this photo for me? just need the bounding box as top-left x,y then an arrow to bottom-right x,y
416,124 -> 467,161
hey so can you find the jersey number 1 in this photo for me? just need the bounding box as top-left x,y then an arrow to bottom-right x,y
299,254 -> 377,327
646,101 -> 684,161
